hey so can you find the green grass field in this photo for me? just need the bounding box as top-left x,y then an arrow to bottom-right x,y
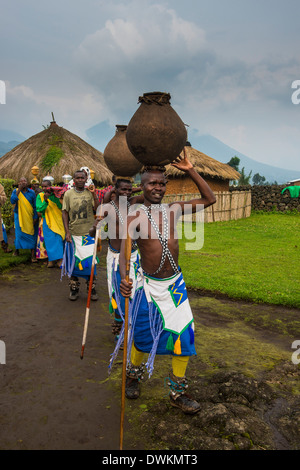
178,212 -> 300,308
0,248 -> 31,272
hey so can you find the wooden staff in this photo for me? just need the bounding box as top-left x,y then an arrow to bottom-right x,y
119,232 -> 132,450
80,210 -> 102,360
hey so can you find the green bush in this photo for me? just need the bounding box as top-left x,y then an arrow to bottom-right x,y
0,178 -> 15,232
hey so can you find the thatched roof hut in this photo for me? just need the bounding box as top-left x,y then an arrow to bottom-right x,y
0,120 -> 113,185
164,145 -> 240,194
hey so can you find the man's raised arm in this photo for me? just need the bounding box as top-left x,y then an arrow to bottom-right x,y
170,150 -> 216,213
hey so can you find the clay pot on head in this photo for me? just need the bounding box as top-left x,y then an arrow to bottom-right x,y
103,125 -> 143,177
126,92 -> 187,166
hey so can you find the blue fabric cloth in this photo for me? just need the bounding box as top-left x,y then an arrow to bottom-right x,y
108,243 -> 140,319
61,238 -> 96,280
2,220 -> 7,243
107,242 -> 140,319
13,212 -> 38,250
42,218 -> 64,261
111,259 -> 125,318
11,188 -> 38,250
108,267 -> 196,377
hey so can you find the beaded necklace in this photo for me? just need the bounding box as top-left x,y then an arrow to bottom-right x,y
110,200 -> 128,225
73,187 -> 85,194
110,200 -> 137,250
140,204 -> 179,276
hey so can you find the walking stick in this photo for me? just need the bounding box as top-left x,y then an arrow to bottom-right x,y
80,209 -> 102,360
120,232 -> 132,450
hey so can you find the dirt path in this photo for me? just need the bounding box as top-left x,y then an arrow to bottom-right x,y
0,259 -> 129,450
0,243 -> 299,451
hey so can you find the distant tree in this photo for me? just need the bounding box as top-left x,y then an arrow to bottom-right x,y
227,156 -> 240,172
252,173 -> 266,185
238,167 -> 252,185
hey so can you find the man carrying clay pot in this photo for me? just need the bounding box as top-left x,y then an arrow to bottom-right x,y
118,149 -> 216,414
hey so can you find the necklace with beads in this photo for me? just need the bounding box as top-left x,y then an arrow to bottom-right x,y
110,200 -> 130,225
110,200 -> 138,250
140,204 -> 179,276
74,187 -> 85,194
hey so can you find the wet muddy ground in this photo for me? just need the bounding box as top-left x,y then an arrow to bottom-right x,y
0,242 -> 299,451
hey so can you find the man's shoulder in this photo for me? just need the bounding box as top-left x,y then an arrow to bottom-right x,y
63,188 -> 73,198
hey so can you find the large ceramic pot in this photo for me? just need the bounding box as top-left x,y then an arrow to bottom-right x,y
103,125 -> 143,177
126,92 -> 187,166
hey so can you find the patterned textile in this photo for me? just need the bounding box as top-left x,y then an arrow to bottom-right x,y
1,218 -> 8,244
11,188 -> 38,250
61,235 -> 97,280
36,219 -> 48,259
106,244 -> 139,316
109,268 -> 196,377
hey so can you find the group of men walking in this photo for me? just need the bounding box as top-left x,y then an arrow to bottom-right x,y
1,153 -> 216,415
7,177 -> 65,266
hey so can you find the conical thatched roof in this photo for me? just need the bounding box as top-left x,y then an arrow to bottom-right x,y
0,120 -> 113,184
165,146 -> 240,181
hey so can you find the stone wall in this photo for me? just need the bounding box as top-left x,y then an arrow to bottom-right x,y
230,184 -> 300,212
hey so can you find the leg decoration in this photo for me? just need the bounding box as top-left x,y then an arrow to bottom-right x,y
111,317 -> 123,336
125,362 -> 145,399
167,372 -> 200,415
69,279 -> 80,301
86,277 -> 98,301
167,372 -> 189,400
112,316 -> 123,348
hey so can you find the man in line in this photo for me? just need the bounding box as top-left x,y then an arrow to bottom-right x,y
10,177 -> 38,261
36,179 -> 65,268
89,177 -> 142,348
0,182 -> 12,253
62,170 -> 100,300
119,151 -> 216,414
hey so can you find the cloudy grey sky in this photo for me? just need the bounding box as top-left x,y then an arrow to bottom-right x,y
1,0 -> 300,170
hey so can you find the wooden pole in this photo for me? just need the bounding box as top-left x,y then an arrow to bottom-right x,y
119,233 -> 132,450
80,217 -> 102,360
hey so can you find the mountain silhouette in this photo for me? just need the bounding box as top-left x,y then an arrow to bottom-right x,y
184,131 -> 300,185
1,123 -> 299,185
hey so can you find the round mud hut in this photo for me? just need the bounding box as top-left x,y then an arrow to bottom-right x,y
164,144 -> 240,194
0,119 -> 113,185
